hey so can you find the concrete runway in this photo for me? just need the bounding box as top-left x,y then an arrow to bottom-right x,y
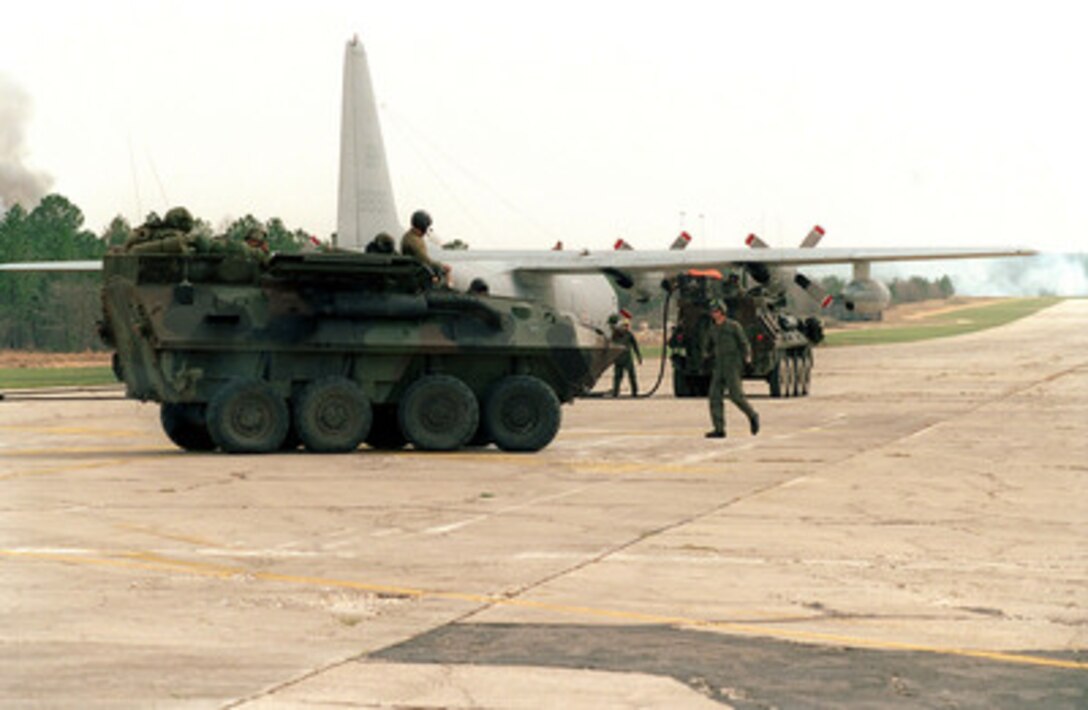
1,300 -> 1085,708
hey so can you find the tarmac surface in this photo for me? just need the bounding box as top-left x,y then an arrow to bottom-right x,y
1,299 -> 1086,708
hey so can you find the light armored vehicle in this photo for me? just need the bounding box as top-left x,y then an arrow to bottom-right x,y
100,251 -> 621,453
666,269 -> 824,398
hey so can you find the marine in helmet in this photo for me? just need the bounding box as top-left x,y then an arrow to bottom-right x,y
124,207 -> 196,254
608,313 -> 642,397
162,206 -> 194,232
703,299 -> 759,438
365,232 -> 397,254
401,209 -> 449,283
242,226 -> 271,265
468,277 -> 490,295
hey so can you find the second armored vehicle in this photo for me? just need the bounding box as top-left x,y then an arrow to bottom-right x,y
101,250 -> 622,454
666,268 -> 824,398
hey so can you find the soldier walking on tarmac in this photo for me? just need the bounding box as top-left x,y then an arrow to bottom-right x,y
704,300 -> 760,438
609,314 -> 642,397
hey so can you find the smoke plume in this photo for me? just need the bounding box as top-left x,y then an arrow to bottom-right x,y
0,74 -> 53,211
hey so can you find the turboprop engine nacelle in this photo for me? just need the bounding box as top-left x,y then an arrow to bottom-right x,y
842,261 -> 891,319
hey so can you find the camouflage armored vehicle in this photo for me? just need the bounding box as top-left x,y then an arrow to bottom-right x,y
666,268 -> 824,398
100,250 -> 622,453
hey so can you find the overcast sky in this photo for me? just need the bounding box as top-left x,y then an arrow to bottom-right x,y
1,0 -> 1085,257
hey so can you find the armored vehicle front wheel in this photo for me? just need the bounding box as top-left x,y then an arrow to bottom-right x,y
294,377 -> 372,453
160,402 -> 215,451
399,374 -> 479,451
207,379 -> 289,454
768,356 -> 784,398
483,375 -> 561,452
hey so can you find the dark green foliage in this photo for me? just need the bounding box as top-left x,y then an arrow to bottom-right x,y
1,196 -> 320,351
889,275 -> 956,303
819,274 -> 846,297
0,195 -> 106,351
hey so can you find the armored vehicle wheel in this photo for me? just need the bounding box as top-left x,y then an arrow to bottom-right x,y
207,379 -> 289,454
790,353 -> 802,397
483,375 -> 561,452
160,402 -> 215,451
672,368 -> 691,397
800,351 -> 812,396
365,406 -> 408,450
399,374 -> 479,451
295,377 -> 372,453
770,355 -> 787,398
767,358 -> 781,397
784,355 -> 796,398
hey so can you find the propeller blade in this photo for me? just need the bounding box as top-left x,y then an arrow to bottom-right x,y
794,272 -> 833,309
670,231 -> 692,250
745,233 -> 770,249
800,225 -> 825,248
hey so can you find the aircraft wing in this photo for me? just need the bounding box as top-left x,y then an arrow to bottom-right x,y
439,246 -> 1037,274
1,246 -> 1036,275
0,260 -> 104,272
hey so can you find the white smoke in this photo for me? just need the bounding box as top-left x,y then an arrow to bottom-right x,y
0,73 -> 53,211
872,254 -> 1088,297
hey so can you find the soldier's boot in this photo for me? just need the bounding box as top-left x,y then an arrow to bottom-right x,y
705,430 -> 725,439
749,413 -> 760,436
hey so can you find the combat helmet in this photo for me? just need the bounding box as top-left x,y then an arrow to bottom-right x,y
411,210 -> 432,232
163,207 -> 194,232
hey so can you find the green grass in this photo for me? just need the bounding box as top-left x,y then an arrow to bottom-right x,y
0,299 -> 1063,389
0,366 -> 116,390
823,297 -> 1062,347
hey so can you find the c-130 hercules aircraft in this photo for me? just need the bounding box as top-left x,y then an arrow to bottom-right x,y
2,36 -> 1034,329
334,36 -> 1032,327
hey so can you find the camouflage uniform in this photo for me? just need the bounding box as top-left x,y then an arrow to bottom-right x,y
610,323 -> 642,397
704,314 -> 758,435
400,228 -> 434,266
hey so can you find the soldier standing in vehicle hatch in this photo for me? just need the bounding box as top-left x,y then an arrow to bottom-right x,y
401,209 -> 449,284
704,300 -> 760,438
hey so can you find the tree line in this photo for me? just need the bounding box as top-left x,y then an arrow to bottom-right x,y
0,194 -> 315,352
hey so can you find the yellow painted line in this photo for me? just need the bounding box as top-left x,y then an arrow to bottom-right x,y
561,429 -> 704,438
0,425 -> 146,437
0,459 -> 129,481
2,547 -> 1085,672
114,523 -> 223,548
1,446 -> 173,457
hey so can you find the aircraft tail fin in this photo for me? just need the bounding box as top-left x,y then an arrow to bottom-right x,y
337,36 -> 401,251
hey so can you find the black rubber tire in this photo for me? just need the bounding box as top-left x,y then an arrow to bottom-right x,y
672,367 -> 691,398
294,377 -> 372,453
800,351 -> 812,396
206,379 -> 289,454
768,355 -> 784,398
483,375 -> 561,452
398,374 -> 478,451
160,402 -> 215,451
365,405 -> 408,450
